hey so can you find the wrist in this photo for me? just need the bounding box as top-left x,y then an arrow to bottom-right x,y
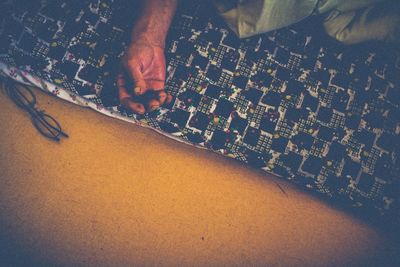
130,0 -> 177,49
132,31 -> 166,49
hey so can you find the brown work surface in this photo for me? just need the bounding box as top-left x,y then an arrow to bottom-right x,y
0,84 -> 399,266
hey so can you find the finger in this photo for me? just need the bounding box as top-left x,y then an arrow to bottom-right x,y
117,73 -> 146,114
147,98 -> 161,112
120,97 -> 145,114
116,73 -> 131,100
157,91 -> 167,105
165,94 -> 173,104
127,100 -> 146,114
127,61 -> 147,95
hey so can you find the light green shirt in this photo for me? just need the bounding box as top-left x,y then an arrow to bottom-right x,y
213,0 -> 387,38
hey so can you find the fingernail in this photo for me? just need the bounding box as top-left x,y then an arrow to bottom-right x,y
150,104 -> 159,111
158,93 -> 166,101
134,87 -> 141,94
134,104 -> 145,114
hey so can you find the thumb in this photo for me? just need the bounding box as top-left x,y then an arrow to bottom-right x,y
127,61 -> 148,95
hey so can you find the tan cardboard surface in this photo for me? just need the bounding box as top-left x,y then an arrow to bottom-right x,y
0,84 -> 398,266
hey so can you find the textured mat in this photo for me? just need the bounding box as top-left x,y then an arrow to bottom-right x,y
1,0 -> 399,221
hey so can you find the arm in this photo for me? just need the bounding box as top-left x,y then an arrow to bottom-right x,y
117,0 -> 178,114
132,0 -> 177,48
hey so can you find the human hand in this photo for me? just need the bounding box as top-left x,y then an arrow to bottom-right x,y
117,38 -> 172,114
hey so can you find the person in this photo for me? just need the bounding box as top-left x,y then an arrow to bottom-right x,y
118,0 -> 400,114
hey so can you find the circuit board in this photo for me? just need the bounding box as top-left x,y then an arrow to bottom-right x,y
1,0 -> 399,222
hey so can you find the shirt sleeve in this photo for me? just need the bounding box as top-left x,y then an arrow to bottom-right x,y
214,0 -> 319,38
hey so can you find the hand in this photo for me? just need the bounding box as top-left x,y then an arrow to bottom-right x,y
117,38 -> 172,114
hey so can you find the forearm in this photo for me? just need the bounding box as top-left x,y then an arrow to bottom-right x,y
132,0 -> 178,48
